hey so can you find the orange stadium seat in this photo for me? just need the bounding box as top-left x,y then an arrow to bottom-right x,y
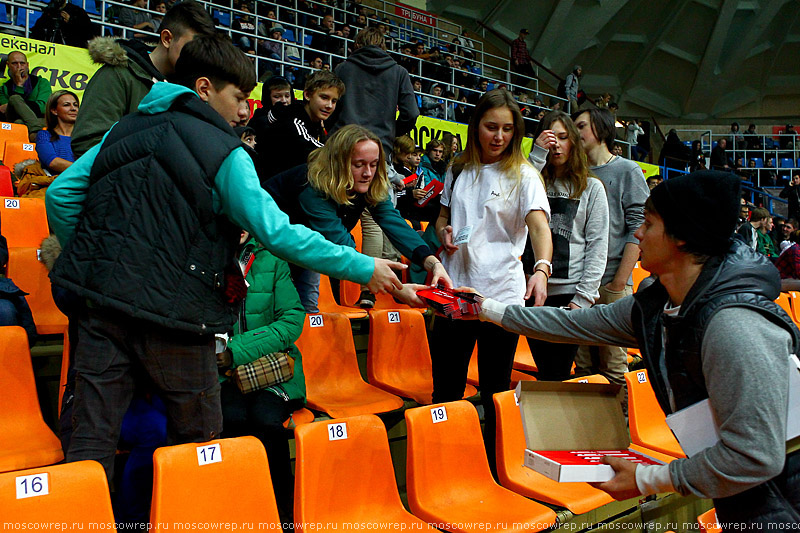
283,407 -> 314,429
2,141 -> 38,170
6,247 -> 67,334
58,328 -> 71,411
0,326 -> 64,473
0,165 -> 13,197
698,508 -> 722,533
776,292 -> 796,325
787,291 -> 800,325
294,415 -> 435,532
150,437 -> 280,531
0,460 -> 115,528
625,369 -> 686,459
467,345 -> 535,388
294,313 -> 404,417
0,196 -> 49,248
512,336 -> 538,372
631,261 -> 651,292
367,309 -> 476,404
0,122 -> 30,158
317,274 -> 367,319
493,390 -> 614,514
405,401 -> 557,533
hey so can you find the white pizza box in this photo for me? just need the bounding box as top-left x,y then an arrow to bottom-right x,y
516,380 -> 662,482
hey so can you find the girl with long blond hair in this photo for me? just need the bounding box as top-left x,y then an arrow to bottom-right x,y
265,124 -> 451,312
431,89 -> 552,473
523,110 -> 609,380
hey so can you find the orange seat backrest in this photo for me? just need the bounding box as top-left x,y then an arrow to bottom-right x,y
317,274 -> 367,318
294,414 -> 407,525
0,460 -> 115,528
776,292 -> 795,324
295,313 -> 363,396
6,247 -> 68,334
150,437 -> 280,531
625,369 -> 686,458
2,141 -> 38,171
0,122 -> 30,156
405,401 -> 495,504
0,165 -> 13,197
368,309 -> 429,376
0,326 -> 64,472
631,261 -> 651,292
0,196 -> 49,248
697,508 -> 721,533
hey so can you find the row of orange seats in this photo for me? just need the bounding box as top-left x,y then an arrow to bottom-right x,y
0,122 -> 38,196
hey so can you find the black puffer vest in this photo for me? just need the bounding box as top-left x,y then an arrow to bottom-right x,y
51,92 -> 243,334
631,240 -> 800,527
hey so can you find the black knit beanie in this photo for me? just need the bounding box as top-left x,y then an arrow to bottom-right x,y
648,170 -> 741,256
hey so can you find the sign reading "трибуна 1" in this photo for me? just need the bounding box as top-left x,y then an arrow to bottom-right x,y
394,4 -> 437,26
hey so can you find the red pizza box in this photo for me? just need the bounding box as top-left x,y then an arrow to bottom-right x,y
417,286 -> 481,319
524,448 -> 663,483
515,381 -> 663,482
402,172 -> 419,185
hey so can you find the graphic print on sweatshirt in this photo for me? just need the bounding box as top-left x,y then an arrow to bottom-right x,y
548,194 -> 579,279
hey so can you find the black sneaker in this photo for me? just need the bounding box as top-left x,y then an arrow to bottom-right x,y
358,290 -> 376,309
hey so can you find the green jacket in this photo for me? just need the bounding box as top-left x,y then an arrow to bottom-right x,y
224,240 -> 306,402
0,74 -> 51,115
71,37 -> 164,158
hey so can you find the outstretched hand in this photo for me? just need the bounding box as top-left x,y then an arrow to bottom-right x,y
367,258 -> 406,294
589,456 -> 642,501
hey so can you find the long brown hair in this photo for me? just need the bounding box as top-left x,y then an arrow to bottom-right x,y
307,124 -> 389,206
451,89 -> 535,196
538,111 -> 590,199
45,90 -> 79,142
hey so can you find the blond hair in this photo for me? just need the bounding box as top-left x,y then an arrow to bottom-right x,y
307,124 -> 389,206
451,89 -> 536,196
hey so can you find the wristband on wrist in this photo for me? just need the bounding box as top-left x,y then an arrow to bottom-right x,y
533,267 -> 550,279
533,259 -> 552,273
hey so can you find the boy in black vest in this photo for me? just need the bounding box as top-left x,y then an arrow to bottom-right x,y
46,34 -> 405,483
472,171 -> 800,527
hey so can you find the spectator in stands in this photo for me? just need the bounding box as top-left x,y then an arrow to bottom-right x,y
779,219 -> 797,252
119,0 -> 159,39
709,137 -> 732,170
396,43 -> 419,75
625,119 -> 646,161
331,27 -> 420,305
293,55 -> 324,93
689,139 -> 705,172
35,90 -> 79,174
744,123 -> 762,150
474,171 -> 800,526
0,51 -> 51,140
737,197 -> 752,231
254,75 -> 293,116
151,0 -> 167,25
419,139 -> 446,185
736,206 -> 769,251
0,218 -> 36,344
510,28 -> 534,86
454,94 -> 471,124
421,84 -> 446,119
781,173 -> 800,222
572,107 -> 649,412
231,3 -> 262,50
393,135 -> 425,229
253,70 -> 343,181
432,89 -> 552,476
234,125 -> 257,150
776,229 -> 800,290
310,13 -> 341,63
30,0 -> 98,48
755,213 -> 777,259
646,174 -> 662,191
46,35 -> 404,484
264,125 -> 449,311
353,13 -> 367,29
71,0 -> 218,158
523,110 -> 609,381
218,232 -> 306,524
781,124 -> 796,150
257,25 -> 289,79
565,65 -> 582,112
441,132 -> 461,165
728,121 -> 745,151
608,101 -> 618,117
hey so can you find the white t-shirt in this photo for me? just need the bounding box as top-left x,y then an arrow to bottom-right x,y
441,161 -> 550,305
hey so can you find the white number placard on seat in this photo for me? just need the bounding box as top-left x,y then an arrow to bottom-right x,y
16,473 -> 49,499
22,143 -> 34,151
387,311 -> 400,323
328,422 -> 347,441
2,123 -> 10,130
637,371 -> 647,383
309,314 -> 324,328
196,443 -> 221,466
431,406 -> 448,423
4,198 -> 20,209
578,379 -> 588,383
